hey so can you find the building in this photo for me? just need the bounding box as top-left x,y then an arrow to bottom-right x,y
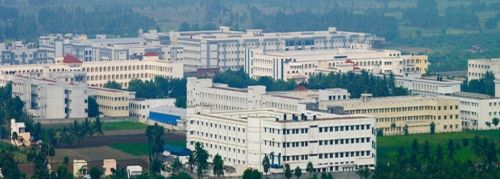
129,98 -> 176,119
6,73 -> 88,119
0,54 -> 184,88
245,48 -> 428,82
1,42 -> 52,64
175,26 -> 383,71
88,87 -> 134,117
393,73 -> 462,97
441,92 -> 500,130
187,108 -> 376,175
10,119 -> 32,146
126,165 -> 143,178
187,77 -> 350,112
103,159 -> 117,176
73,160 -> 89,178
129,98 -> 186,129
319,94 -> 462,135
467,58 -> 500,80
496,80 -> 500,97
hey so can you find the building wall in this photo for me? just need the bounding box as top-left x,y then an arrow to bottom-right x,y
441,94 -> 500,130
319,97 -> 462,135
393,74 -> 462,97
467,59 -> 500,80
89,87 -> 131,117
187,109 -> 376,175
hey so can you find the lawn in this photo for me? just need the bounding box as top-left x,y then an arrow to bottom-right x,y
377,130 -> 500,162
102,121 -> 148,131
109,139 -> 186,156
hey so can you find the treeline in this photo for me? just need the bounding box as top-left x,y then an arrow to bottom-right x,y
304,71 -> 408,98
374,137 -> 499,178
461,71 -> 496,96
127,77 -> 187,108
0,6 -> 157,41
213,69 -> 297,91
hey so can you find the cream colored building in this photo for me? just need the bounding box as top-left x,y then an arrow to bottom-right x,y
441,92 -> 500,130
319,95 -> 461,135
10,119 -> 31,146
88,87 -> 134,117
245,48 -> 427,82
0,54 -> 183,88
393,73 -> 462,97
467,58 -> 500,80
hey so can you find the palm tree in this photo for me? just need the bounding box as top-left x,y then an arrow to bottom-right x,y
294,166 -> 302,179
430,122 -> 436,134
284,164 -> 292,179
212,154 -> 224,178
93,116 -> 104,136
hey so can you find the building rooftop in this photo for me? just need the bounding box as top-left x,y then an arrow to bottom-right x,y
62,55 -> 82,64
450,92 -> 498,100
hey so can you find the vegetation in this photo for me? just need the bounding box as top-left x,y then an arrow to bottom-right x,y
305,71 -> 408,98
109,142 -> 149,156
212,153 -> 224,177
87,96 -> 99,117
101,121 -> 148,131
128,76 -> 187,108
50,118 -> 104,145
145,123 -> 165,174
242,168 -> 262,179
376,130 -> 500,178
193,142 -> 209,178
89,166 -> 104,179
461,71 -> 496,96
103,80 -> 123,90
261,155 -> 271,175
213,69 -> 296,91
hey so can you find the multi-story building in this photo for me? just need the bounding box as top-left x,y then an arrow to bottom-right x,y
0,54 -> 184,88
467,58 -> 500,80
1,42 -> 52,64
245,48 -> 427,82
393,73 -> 462,97
88,87 -> 134,117
187,77 -> 350,112
6,73 -> 88,119
187,108 -> 376,175
175,26 -> 383,71
319,94 -> 462,135
441,92 -> 500,130
496,80 -> 500,97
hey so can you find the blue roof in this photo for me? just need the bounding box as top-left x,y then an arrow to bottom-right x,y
163,144 -> 191,156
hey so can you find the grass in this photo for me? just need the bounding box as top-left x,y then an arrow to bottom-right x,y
377,130 -> 500,163
43,120 -> 148,131
109,139 -> 186,156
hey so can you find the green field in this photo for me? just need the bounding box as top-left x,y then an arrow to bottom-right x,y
101,121 -> 148,131
109,140 -> 186,156
377,130 -> 500,162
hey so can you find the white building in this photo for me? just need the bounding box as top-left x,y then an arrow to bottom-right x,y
126,165 -> 143,178
175,26 -> 383,71
441,92 -> 500,130
393,73 -> 462,97
467,58 -> 500,80
245,48 -> 428,82
496,80 -> 500,97
10,119 -> 32,146
187,108 -> 376,175
129,98 -> 186,130
5,73 -> 88,119
0,54 -> 184,88
187,77 -> 350,112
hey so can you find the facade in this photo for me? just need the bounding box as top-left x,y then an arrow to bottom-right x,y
441,92 -> 500,130
246,48 -> 428,82
393,73 -> 462,97
10,119 -> 32,146
467,58 -> 500,80
496,80 -> 500,97
0,54 -> 184,88
187,108 -> 376,175
88,87 -> 134,117
72,160 -> 89,177
129,98 -> 176,119
103,159 -> 117,176
187,77 -> 350,112
0,42 -> 52,64
175,26 -> 383,71
6,73 -> 88,119
319,95 -> 462,135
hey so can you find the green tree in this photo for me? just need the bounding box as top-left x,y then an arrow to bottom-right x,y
284,164 -> 292,179
0,150 -> 22,179
93,116 -> 104,136
171,157 -> 182,174
103,81 -> 122,90
492,118 -> 499,128
356,167 -> 371,179
89,166 -> 103,179
187,153 -> 195,172
262,155 -> 271,175
242,168 -> 261,179
87,96 -> 99,117
447,139 -> 456,159
403,124 -> 409,135
294,166 -> 302,179
430,122 -> 436,134
194,142 -> 209,178
145,123 -> 165,162
212,153 -> 224,177
306,161 -> 314,176
110,167 -> 127,179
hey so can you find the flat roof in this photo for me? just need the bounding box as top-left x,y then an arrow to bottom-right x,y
450,92 -> 498,100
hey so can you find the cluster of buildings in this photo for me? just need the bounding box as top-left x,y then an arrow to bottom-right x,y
2,26 -> 500,176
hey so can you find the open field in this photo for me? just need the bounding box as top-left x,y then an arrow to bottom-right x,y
377,130 -> 500,162
109,137 -> 186,156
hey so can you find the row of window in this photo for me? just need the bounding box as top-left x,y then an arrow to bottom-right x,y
319,124 -> 371,133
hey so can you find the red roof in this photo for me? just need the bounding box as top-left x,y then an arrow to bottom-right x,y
63,55 -> 82,64
345,59 -> 354,64
144,52 -> 159,57
296,85 -> 307,91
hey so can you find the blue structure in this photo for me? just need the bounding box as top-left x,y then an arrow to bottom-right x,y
163,144 -> 191,156
148,111 -> 181,126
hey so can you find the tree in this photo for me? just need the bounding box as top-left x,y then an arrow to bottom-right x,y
242,168 -> 261,179
194,142 -> 209,178
110,167 -> 127,179
171,157 -> 182,174
88,96 -> 99,117
168,172 -> 193,179
306,162 -> 314,176
89,166 -> 103,179
262,155 -> 271,175
294,166 -> 302,179
403,124 -> 409,135
103,81 -> 122,90
145,123 -> 165,162
212,153 -> 224,177
188,153 -> 195,172
485,121 -> 491,127
0,150 -> 22,179
422,140 -> 431,161
492,118 -> 499,128
430,122 -> 436,134
447,139 -> 456,159
284,164 -> 292,179
356,167 -> 371,179
93,116 -> 103,136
